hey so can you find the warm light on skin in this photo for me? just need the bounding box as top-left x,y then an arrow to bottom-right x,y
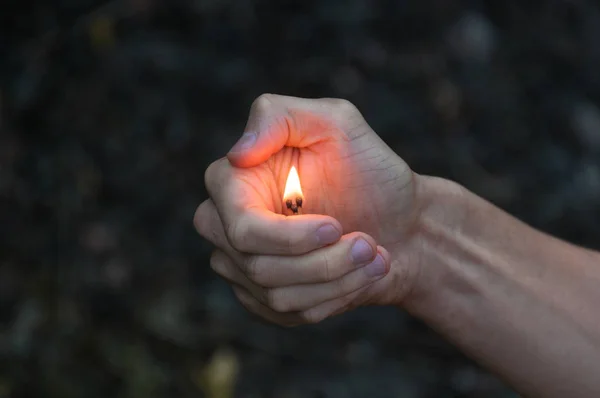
283,166 -> 303,201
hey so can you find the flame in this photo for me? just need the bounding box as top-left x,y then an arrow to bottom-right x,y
283,166 -> 303,200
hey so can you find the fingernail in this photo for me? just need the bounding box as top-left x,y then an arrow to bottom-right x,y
364,254 -> 387,278
229,132 -> 257,153
351,238 -> 374,265
316,224 -> 341,246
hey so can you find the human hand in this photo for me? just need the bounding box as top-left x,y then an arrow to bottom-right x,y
194,94 -> 421,326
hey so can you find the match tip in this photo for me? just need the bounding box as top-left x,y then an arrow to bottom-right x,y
284,197 -> 303,215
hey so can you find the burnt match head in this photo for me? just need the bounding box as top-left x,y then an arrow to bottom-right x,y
284,196 -> 303,215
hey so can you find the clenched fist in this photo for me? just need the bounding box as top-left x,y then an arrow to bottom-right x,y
194,94 -> 421,326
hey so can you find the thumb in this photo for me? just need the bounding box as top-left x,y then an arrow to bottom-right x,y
226,94 -> 360,168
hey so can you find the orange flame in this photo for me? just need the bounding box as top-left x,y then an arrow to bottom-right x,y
283,166 -> 303,201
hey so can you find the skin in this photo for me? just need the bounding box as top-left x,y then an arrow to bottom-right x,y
194,94 -> 600,397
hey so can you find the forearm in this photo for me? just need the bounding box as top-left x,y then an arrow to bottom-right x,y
403,175 -> 600,398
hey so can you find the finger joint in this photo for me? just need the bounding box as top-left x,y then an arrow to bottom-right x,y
227,218 -> 249,251
266,288 -> 291,312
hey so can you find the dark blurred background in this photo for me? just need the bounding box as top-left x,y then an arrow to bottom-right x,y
2,0 -> 600,397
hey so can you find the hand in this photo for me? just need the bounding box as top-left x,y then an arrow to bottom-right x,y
194,94 -> 420,326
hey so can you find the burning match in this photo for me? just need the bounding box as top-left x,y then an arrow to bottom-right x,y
283,166 -> 304,215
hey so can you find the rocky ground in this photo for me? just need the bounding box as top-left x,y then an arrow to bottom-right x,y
2,1 -> 600,397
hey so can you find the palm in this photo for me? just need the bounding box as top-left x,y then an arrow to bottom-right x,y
235,132 -> 415,248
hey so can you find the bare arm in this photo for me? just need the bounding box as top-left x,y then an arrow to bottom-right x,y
196,94 -> 600,397
402,175 -> 600,398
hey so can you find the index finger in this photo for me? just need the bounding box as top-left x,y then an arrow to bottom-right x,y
204,159 -> 343,255
227,94 -> 358,168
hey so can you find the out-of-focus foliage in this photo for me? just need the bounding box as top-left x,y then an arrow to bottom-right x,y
1,0 -> 599,397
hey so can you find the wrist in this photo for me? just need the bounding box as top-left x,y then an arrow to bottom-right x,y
387,174 -> 472,310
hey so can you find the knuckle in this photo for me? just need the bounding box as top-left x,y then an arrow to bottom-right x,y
265,289 -> 289,312
203,160 -> 219,191
330,98 -> 358,116
204,158 -> 229,195
300,309 -> 325,325
251,93 -> 276,114
242,255 -> 261,281
193,201 -> 209,235
262,288 -> 276,308
325,98 -> 367,138
209,251 -> 225,274
227,218 -> 248,250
